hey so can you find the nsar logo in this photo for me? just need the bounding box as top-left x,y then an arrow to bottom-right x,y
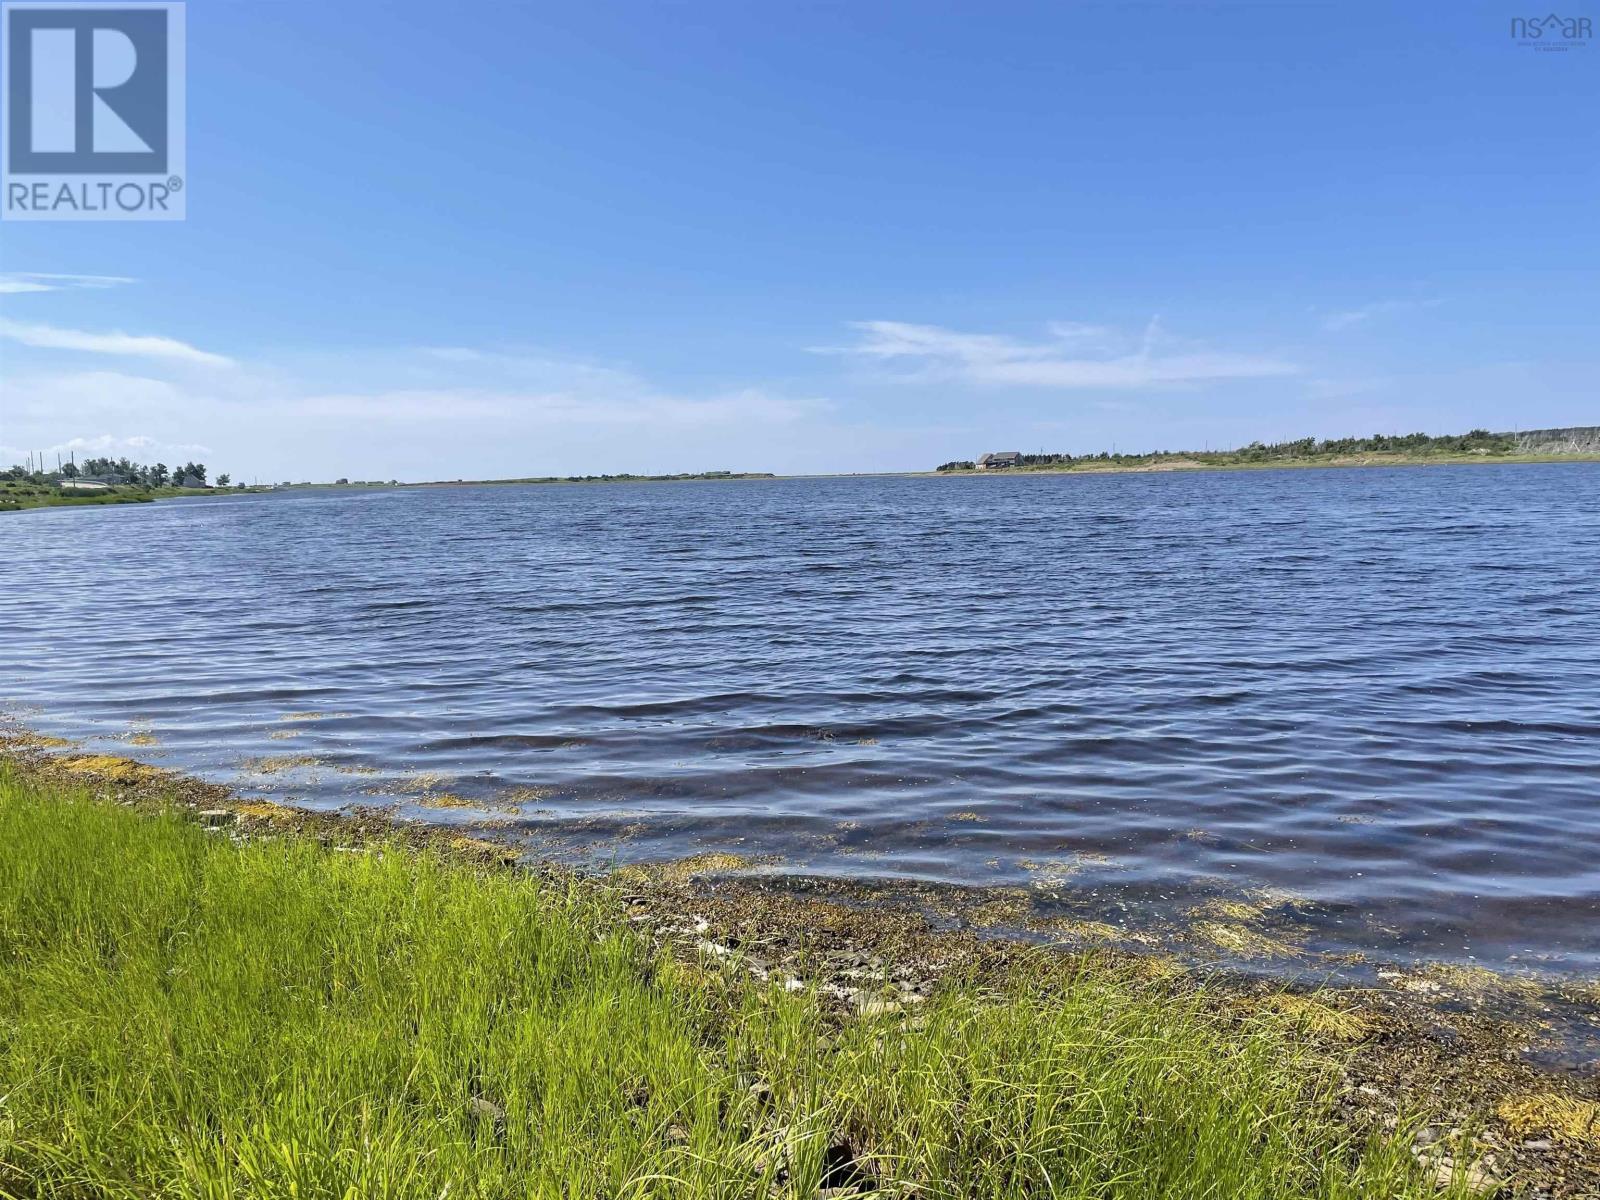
2,2 -> 185,220
1510,12 -> 1592,49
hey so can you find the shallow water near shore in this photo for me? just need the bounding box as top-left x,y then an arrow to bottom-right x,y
4,465 -> 1600,984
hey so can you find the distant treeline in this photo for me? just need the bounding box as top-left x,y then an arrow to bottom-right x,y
407,470 -> 779,486
527,470 -> 776,484
267,471 -> 777,489
934,428 -> 1600,472
3,457 -> 231,487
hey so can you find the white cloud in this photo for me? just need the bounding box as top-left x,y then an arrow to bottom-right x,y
0,370 -> 191,422
0,272 -> 134,295
822,319 -> 1297,389
1321,298 -> 1439,332
0,317 -> 234,367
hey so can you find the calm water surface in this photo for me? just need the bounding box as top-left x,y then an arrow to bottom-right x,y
4,466 -> 1599,978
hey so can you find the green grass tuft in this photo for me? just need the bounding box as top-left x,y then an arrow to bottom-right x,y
0,767 -> 1455,1198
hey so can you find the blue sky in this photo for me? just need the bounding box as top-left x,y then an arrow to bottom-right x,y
2,1 -> 1596,480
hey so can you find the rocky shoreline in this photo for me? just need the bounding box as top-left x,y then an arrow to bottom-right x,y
2,738 -> 1598,1197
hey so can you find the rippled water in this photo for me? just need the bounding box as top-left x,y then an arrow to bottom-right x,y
4,466 -> 1599,978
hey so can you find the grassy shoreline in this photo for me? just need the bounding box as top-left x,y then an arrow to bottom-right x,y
3,751 -> 1598,1196
0,482 -> 263,514
0,765 -> 1436,1198
924,452 -> 1600,478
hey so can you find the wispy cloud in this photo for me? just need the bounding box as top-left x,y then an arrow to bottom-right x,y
0,272 -> 135,295
1321,298 -> 1439,332
820,319 -> 1297,388
295,381 -> 824,428
0,318 -> 234,367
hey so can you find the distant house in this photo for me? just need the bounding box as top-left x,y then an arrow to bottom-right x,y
178,474 -> 210,489
977,451 -> 1022,470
